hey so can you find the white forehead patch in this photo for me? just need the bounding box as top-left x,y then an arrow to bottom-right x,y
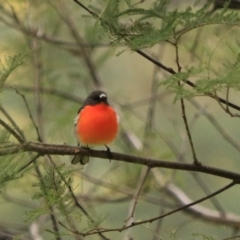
99,93 -> 107,98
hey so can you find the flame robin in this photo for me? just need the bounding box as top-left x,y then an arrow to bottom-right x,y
71,90 -> 118,164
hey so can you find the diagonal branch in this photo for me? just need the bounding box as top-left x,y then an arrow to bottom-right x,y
0,106 -> 26,141
53,0 -> 102,88
82,181 -> 236,236
72,0 -> 240,113
124,167 -> 151,224
0,119 -> 24,143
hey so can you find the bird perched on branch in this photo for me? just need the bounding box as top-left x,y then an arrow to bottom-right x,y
71,90 -> 118,165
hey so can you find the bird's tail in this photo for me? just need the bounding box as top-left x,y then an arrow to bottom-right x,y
71,155 -> 89,165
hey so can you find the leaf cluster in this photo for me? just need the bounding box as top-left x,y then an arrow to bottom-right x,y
98,0 -> 240,49
92,0 -> 240,101
0,153 -> 25,189
0,53 -> 25,91
25,164 -> 75,222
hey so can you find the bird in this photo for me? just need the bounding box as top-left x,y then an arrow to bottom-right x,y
71,90 -> 118,165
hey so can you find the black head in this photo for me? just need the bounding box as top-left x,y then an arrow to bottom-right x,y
83,90 -> 108,107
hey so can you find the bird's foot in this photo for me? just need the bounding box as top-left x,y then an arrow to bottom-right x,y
105,145 -> 112,163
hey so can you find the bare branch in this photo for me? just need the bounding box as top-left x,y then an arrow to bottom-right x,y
81,181 -> 236,236
0,119 -> 24,143
1,142 -> 240,181
153,169 -> 240,226
53,0 -> 102,88
0,106 -> 26,141
124,167 -> 151,224
13,88 -> 42,142
4,85 -> 83,103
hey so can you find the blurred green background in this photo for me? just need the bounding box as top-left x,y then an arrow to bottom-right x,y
1,0 -> 240,239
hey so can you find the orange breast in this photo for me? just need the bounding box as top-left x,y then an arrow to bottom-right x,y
76,103 -> 118,145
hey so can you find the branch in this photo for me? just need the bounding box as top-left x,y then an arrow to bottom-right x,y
82,181 -> 236,236
4,85 -> 83,103
0,106 -> 26,141
78,172 -> 161,205
124,167 -> 151,224
136,50 -> 240,112
152,169 -> 240,226
2,142 -> 240,181
53,1 -> 102,88
0,5 -> 106,51
73,170 -> 240,229
0,119 -> 24,143
13,88 -> 42,142
72,0 -> 240,113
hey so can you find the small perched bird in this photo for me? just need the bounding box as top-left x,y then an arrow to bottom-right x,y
71,90 -> 118,165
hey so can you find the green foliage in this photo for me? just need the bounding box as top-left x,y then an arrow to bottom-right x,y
0,127 -> 41,189
96,0 -> 240,101
0,129 -> 25,187
162,67 -> 203,101
177,3 -> 240,36
99,0 -> 240,49
1,0 -> 240,239
161,50 -> 240,101
0,153 -> 27,188
100,0 -> 174,49
0,53 -> 25,91
25,164 -> 75,223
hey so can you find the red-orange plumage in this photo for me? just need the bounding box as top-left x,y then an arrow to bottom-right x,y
76,103 -> 118,145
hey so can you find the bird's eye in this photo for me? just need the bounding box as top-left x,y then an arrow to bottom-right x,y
93,96 -> 99,100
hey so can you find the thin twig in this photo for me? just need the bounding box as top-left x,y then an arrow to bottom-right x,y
17,154 -> 41,173
175,107 -> 226,214
0,119 -> 24,143
125,167 -> 151,224
135,49 -> 240,112
0,3 -> 107,54
13,88 -> 42,141
152,169 -> 236,225
53,0 -> 102,88
152,209 -> 165,240
174,37 -> 199,165
73,0 -> 98,17
71,0 -> 240,113
33,167 -> 59,239
79,171 -> 161,205
30,38 -> 44,139
143,47 -> 162,149
47,157 -> 109,240
0,105 -> 26,140
5,85 -> 83,103
33,159 -> 61,240
179,96 -> 200,165
82,181 -> 236,236
27,38 -> 61,237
